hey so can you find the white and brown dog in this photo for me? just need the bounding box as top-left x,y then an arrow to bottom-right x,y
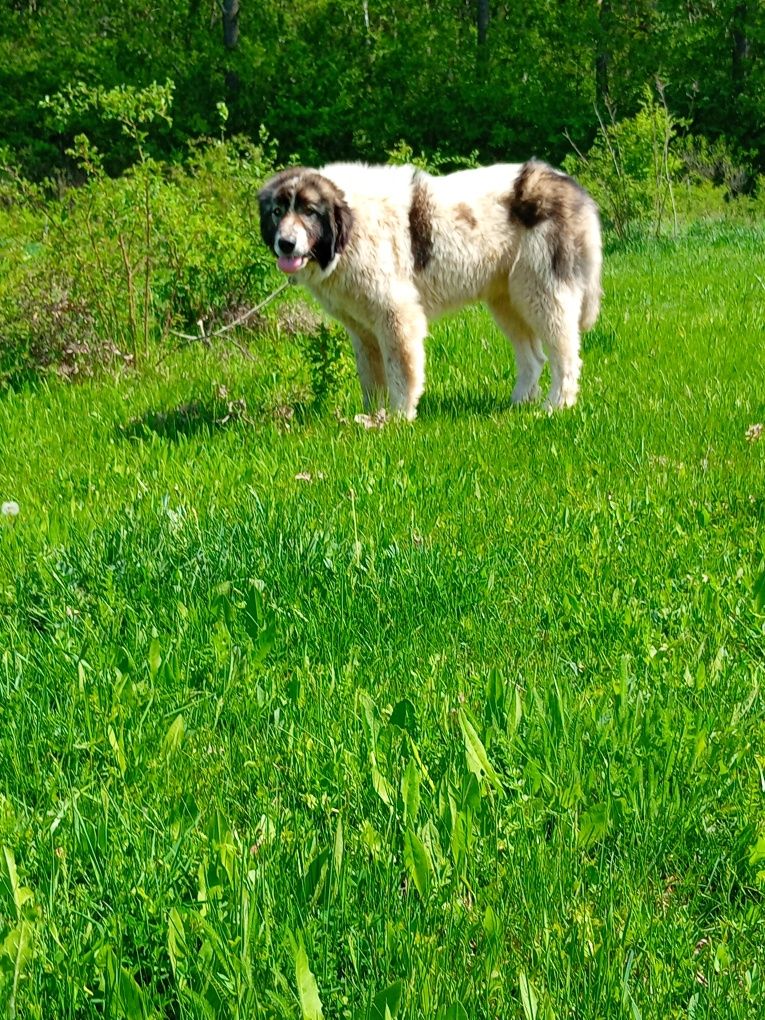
259,160 -> 602,419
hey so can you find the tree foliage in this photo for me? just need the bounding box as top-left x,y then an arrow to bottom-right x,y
0,0 -> 762,177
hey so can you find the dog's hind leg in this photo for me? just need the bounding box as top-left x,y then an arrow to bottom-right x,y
378,304 -> 428,420
348,327 -> 386,411
537,293 -> 582,410
487,295 -> 546,405
507,270 -> 583,410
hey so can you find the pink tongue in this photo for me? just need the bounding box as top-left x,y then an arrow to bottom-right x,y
277,255 -> 306,274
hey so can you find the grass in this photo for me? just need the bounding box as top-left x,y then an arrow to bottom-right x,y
0,220 -> 764,1019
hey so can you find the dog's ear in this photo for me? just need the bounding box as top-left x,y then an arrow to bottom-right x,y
258,181 -> 278,251
334,197 -> 353,257
315,192 -> 354,270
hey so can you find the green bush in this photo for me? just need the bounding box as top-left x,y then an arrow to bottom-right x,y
296,320 -> 354,408
676,134 -> 755,197
0,130 -> 281,386
563,85 -> 684,239
562,85 -> 765,238
386,140 -> 481,174
0,82 -> 285,386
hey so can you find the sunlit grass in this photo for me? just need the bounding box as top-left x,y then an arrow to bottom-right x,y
1,222 -> 764,1019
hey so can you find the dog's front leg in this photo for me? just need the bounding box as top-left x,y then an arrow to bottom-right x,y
378,304 -> 428,421
348,327 -> 386,412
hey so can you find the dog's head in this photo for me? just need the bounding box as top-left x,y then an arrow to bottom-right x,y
258,169 -> 354,275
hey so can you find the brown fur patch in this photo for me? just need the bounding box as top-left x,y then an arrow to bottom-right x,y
409,173 -> 434,272
258,168 -> 305,250
455,203 -> 477,229
296,185 -> 323,207
509,160 -> 597,282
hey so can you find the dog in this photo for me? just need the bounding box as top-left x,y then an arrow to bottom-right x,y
259,160 -> 602,419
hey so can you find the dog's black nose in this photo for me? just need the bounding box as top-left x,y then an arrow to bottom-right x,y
277,237 -> 296,255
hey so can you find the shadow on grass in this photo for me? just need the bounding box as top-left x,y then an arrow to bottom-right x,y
582,321 -> 618,354
117,385 -> 328,441
418,386 -> 518,419
119,390 -> 250,442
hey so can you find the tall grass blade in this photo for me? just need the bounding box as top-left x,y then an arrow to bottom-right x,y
295,940 -> 324,1020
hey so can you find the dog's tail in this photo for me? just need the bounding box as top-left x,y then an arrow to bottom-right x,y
510,160 -> 602,332
578,251 -> 602,332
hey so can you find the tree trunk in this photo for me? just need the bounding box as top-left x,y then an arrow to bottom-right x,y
477,0 -> 489,75
477,0 -> 489,50
731,1 -> 752,148
186,0 -> 202,50
222,0 -> 240,50
479,0 -> 491,48
595,0 -> 612,107
731,2 -> 750,92
221,0 -> 241,120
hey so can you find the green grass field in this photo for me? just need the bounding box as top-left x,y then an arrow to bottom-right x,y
1,221 -> 764,1019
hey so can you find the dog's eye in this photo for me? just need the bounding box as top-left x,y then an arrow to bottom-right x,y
272,205 -> 284,220
304,205 -> 320,216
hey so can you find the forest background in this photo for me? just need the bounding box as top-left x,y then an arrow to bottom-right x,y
1,0 -> 763,184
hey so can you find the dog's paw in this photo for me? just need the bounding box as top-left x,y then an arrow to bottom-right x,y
511,384 -> 541,405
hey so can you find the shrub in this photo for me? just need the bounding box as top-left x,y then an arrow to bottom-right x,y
0,120 -> 281,385
676,134 -> 755,198
0,276 -> 114,386
563,85 -> 685,239
386,140 -> 481,174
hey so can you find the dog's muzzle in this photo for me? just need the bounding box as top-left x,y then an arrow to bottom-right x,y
276,233 -> 309,274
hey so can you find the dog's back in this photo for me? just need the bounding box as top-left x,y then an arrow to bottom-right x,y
317,162 -> 601,329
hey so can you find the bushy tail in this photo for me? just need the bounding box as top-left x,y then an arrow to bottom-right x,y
510,160 -> 603,332
579,241 -> 602,332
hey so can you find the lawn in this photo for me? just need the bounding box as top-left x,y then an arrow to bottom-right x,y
1,221 -> 764,1019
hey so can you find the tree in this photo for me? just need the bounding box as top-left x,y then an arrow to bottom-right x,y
595,0 -> 613,106
477,0 -> 489,50
222,0 -> 240,50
